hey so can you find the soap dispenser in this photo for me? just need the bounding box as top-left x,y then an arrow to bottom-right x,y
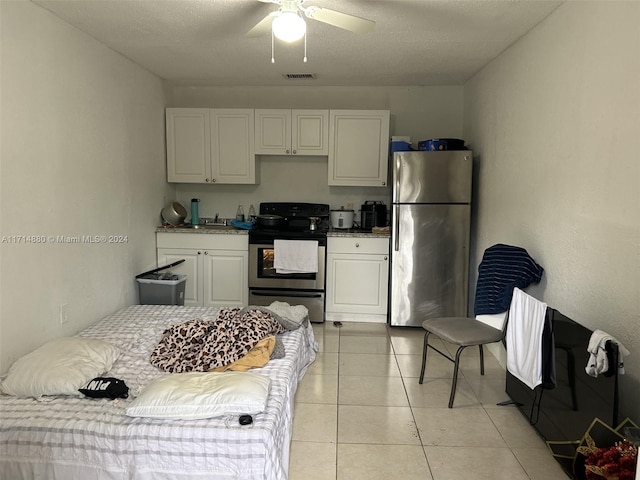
191,198 -> 200,226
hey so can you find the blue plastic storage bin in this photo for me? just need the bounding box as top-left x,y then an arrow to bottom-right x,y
390,141 -> 412,152
417,138 -> 466,151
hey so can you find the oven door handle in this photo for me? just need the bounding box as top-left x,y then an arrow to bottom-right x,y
250,290 -> 323,299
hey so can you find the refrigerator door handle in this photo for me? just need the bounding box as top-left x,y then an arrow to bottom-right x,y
394,204 -> 400,251
393,155 -> 401,204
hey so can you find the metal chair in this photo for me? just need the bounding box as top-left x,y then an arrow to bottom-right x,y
419,312 -> 508,408
418,243 -> 544,408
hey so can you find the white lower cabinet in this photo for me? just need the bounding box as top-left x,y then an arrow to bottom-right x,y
325,236 -> 389,323
156,233 -> 248,307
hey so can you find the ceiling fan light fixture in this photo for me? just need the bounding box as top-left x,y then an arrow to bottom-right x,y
272,11 -> 306,42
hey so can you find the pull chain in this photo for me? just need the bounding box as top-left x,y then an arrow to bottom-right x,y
303,31 -> 307,63
271,30 -> 275,63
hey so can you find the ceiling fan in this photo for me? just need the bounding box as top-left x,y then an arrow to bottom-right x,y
247,0 -> 376,42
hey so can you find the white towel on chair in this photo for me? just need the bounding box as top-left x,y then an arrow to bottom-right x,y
506,287 -> 548,390
274,240 -> 318,274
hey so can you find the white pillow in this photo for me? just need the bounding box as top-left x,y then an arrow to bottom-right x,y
1,336 -> 120,397
125,372 -> 271,420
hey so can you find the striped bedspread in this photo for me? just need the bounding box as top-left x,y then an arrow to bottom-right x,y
0,305 -> 317,480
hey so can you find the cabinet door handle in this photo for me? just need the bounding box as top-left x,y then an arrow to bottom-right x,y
355,243 -> 360,248
384,256 -> 388,261
394,205 -> 400,252
286,149 -> 290,154
292,149 -> 296,154
197,251 -> 202,255
204,251 -> 208,255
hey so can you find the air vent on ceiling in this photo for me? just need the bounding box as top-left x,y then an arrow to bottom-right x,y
283,73 -> 316,80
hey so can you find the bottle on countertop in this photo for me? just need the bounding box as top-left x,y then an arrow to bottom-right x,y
236,204 -> 245,222
191,198 -> 200,226
248,204 -> 256,221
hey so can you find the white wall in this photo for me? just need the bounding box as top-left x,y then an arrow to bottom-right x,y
169,86 -> 464,219
463,1 -> 640,420
0,1 -> 170,373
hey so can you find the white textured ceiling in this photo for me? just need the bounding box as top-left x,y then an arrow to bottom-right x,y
32,0 -> 563,87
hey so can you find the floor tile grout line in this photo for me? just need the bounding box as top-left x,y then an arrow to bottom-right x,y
388,325 -> 437,479
482,401 -> 536,479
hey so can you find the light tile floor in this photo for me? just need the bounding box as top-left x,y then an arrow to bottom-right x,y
289,321 -> 570,480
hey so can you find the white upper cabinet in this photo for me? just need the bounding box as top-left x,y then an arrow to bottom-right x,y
328,110 -> 390,187
210,109 -> 255,184
293,110 -> 329,155
166,108 -> 256,184
255,109 -> 328,156
166,108 -> 210,183
166,107 -> 390,186
255,110 -> 290,155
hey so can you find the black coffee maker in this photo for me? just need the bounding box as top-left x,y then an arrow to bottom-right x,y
360,201 -> 387,230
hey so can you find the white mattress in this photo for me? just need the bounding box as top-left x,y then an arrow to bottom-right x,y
0,305 -> 317,480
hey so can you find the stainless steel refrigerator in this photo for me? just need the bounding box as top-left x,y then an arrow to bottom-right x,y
389,150 -> 473,327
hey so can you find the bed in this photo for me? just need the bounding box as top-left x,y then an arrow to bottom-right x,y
0,304 -> 317,480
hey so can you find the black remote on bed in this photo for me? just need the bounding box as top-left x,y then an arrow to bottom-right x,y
239,415 -> 253,426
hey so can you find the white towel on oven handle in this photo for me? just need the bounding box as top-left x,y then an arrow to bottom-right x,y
274,239 -> 319,274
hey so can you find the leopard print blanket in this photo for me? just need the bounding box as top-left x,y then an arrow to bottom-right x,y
150,307 -> 287,373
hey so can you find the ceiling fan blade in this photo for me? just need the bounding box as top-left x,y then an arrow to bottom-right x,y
246,11 -> 278,37
303,6 -> 375,34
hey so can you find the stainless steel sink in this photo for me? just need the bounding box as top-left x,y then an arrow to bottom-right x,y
189,224 -> 236,230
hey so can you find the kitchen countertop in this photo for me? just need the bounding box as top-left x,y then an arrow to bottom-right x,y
156,226 -> 390,238
156,225 -> 248,235
328,228 -> 390,238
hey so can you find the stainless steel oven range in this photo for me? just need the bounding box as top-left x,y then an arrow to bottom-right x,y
249,202 -> 330,323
